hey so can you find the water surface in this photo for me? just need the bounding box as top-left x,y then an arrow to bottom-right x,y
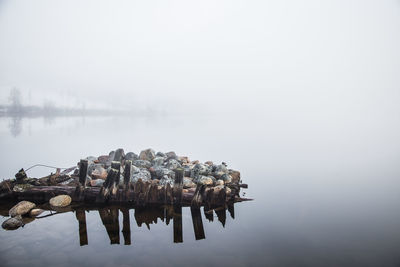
0,112 -> 399,267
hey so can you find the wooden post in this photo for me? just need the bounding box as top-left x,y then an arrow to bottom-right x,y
111,161 -> 121,187
173,168 -> 184,204
96,168 -> 118,203
173,205 -> 183,243
121,208 -> 131,245
75,209 -> 88,246
79,159 -> 88,186
191,207 -> 205,240
191,184 -> 205,208
215,207 -> 226,227
228,203 -> 235,219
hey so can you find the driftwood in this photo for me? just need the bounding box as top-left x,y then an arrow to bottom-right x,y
0,179 -> 250,207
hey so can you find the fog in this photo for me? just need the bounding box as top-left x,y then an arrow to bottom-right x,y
0,0 -> 399,114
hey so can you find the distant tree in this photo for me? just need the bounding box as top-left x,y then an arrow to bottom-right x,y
8,87 -> 22,113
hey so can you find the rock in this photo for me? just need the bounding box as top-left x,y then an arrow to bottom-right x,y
191,160 -> 199,165
216,179 -> 224,186
197,176 -> 214,185
97,155 -> 109,164
106,150 -> 115,167
139,148 -> 156,161
156,151 -> 166,157
125,152 -> 139,161
151,156 -> 165,167
113,148 -> 125,162
204,161 -> 214,166
178,156 -> 190,164
85,156 -> 97,165
183,177 -> 196,188
132,160 -> 152,169
49,195 -> 72,207
159,175 -> 174,186
190,163 -> 211,179
229,170 -> 241,183
151,166 -> 173,179
9,201 -> 36,217
12,183 -> 33,192
2,216 -> 23,230
215,164 -> 228,174
29,209 -> 45,217
221,173 -> 232,183
166,159 -> 181,170
165,151 -> 177,160
90,179 -> 105,187
89,164 -> 107,180
131,169 -> 151,183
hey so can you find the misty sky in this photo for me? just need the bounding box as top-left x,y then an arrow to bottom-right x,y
0,0 -> 399,113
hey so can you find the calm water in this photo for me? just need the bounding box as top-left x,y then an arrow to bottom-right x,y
0,112 -> 400,267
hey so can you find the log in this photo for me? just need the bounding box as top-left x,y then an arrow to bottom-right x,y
0,184 -> 251,206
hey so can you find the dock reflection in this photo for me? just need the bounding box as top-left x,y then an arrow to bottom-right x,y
75,204 -> 235,245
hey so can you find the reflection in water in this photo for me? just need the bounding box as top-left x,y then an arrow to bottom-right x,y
67,204 -> 235,245
8,116 -> 22,137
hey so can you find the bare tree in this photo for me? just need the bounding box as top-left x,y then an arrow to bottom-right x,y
8,87 -> 22,113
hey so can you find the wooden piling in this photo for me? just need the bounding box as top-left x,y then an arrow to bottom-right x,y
121,208 -> 131,245
173,205 -> 183,243
191,207 -> 205,240
75,209 -> 88,246
173,168 -> 184,204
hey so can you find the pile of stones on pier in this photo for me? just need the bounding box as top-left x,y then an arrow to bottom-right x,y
82,148 -> 241,194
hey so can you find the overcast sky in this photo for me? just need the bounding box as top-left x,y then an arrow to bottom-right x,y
0,0 -> 399,113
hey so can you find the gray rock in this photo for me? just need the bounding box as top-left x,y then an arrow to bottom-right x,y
2,216 -> 23,230
125,152 -> 139,161
216,179 -> 224,186
9,201 -> 36,217
139,148 -> 156,161
132,160 -> 152,169
166,159 -> 182,170
215,164 -> 228,174
190,163 -> 211,179
221,173 -> 232,183
159,175 -> 174,186
165,151 -> 177,159
183,177 -> 196,188
106,150 -> 115,167
131,169 -> 151,183
49,195 -> 72,207
151,156 -> 165,167
156,152 -> 166,157
114,148 -> 125,162
152,166 -> 175,179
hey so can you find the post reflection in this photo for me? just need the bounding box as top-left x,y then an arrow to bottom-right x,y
74,204 -> 236,246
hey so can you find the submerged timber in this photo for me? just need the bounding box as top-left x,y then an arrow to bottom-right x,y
0,149 -> 250,207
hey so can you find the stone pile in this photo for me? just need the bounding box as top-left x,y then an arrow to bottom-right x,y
83,148 -> 241,194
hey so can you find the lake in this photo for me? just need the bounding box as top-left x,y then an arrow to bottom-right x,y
0,111 -> 400,267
